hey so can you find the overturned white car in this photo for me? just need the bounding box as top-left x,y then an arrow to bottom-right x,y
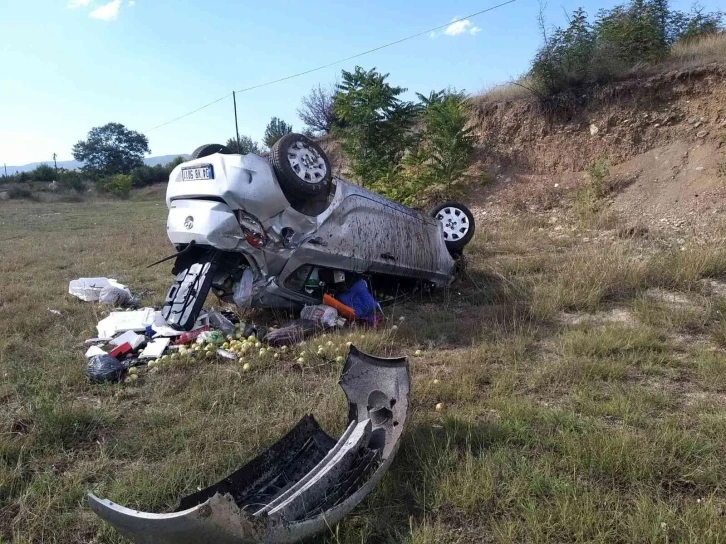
160,133 -> 475,330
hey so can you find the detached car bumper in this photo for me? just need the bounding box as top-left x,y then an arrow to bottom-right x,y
88,346 -> 410,543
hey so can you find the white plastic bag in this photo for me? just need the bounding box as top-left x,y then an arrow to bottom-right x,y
233,268 -> 254,308
300,305 -> 339,328
69,278 -> 126,302
99,284 -> 136,307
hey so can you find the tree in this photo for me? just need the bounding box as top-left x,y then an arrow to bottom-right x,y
417,90 -> 475,191
333,66 -> 418,186
263,117 -> 293,148
226,136 -> 263,155
72,122 -> 150,178
297,84 -> 337,134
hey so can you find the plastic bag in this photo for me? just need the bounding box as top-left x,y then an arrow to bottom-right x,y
87,354 -> 126,384
196,331 -> 226,346
300,305 -> 339,328
99,284 -> 137,307
233,268 -> 254,308
69,278 -> 127,302
207,309 -> 236,336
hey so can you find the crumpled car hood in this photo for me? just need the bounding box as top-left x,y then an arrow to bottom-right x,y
88,346 -> 410,543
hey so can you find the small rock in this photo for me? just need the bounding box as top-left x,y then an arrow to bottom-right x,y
696,130 -> 708,138
695,166 -> 705,171
554,183 -> 560,188
693,121 -> 702,129
589,124 -> 599,136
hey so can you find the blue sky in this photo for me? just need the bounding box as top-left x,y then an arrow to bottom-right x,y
1,0 -> 720,166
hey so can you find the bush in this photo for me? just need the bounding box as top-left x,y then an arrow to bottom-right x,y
98,174 -> 132,199
131,165 -> 166,188
7,186 -> 37,201
530,0 -> 725,97
57,170 -> 85,192
30,163 -> 56,182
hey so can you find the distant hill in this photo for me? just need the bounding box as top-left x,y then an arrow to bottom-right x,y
3,154 -> 190,175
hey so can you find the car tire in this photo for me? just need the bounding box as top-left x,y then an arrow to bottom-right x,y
430,201 -> 476,254
269,133 -> 331,197
191,143 -> 229,160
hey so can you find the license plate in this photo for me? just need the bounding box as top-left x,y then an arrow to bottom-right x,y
181,164 -> 214,181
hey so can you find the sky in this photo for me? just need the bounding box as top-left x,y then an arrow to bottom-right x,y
1,0 -> 721,166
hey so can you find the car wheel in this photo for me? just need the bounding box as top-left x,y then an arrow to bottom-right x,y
430,201 -> 476,254
191,143 -> 229,160
269,133 -> 331,197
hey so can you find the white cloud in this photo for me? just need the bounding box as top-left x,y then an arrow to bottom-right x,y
444,18 -> 481,37
128,0 -> 135,5
89,0 -> 122,20
67,0 -> 93,8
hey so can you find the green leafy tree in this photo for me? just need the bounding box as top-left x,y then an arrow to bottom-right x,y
263,118 -> 293,148
226,136 -> 263,155
333,67 -> 418,186
31,163 -> 56,182
72,123 -> 150,178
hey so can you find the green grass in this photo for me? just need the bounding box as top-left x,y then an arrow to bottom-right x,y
3,196 -> 726,542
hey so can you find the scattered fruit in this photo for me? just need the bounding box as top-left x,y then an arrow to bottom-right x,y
391,325 -> 398,331
327,341 -> 333,347
346,341 -> 352,347
297,357 -> 305,364
273,353 -> 280,360
435,402 -> 443,412
399,316 -> 405,322
414,350 -> 423,357
243,363 -> 251,371
130,374 -> 139,382
433,378 -> 440,385
259,349 -> 266,357
335,356 -> 344,363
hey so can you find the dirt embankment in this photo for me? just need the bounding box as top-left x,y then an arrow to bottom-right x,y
470,64 -> 726,230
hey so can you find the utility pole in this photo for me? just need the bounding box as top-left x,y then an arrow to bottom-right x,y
3,164 -> 6,178
53,153 -> 58,181
233,91 -> 241,152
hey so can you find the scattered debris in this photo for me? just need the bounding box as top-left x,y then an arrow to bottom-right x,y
48,308 -> 62,316
88,346 -> 411,543
139,338 -> 170,360
87,354 -> 126,384
301,304 -> 340,327
109,331 -> 145,350
85,346 -> 107,358
96,308 -> 156,338
69,278 -> 130,303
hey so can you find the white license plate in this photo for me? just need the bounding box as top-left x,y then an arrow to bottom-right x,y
181,165 -> 214,181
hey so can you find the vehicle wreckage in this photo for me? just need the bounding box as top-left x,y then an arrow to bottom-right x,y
88,346 -> 410,543
159,133 -> 476,330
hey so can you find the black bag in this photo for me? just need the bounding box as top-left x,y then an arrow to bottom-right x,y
87,354 -> 126,383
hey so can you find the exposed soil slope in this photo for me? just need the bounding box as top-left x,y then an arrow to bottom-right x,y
470,64 -> 726,231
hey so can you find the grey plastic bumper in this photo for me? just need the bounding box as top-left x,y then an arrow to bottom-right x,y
88,346 -> 410,543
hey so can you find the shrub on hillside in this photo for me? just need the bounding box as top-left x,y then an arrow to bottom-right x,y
98,174 -> 132,199
7,186 -> 37,200
531,0 -> 725,97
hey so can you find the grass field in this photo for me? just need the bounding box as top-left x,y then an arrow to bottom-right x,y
2,195 -> 726,543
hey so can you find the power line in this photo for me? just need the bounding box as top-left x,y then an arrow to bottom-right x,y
143,0 -> 516,134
